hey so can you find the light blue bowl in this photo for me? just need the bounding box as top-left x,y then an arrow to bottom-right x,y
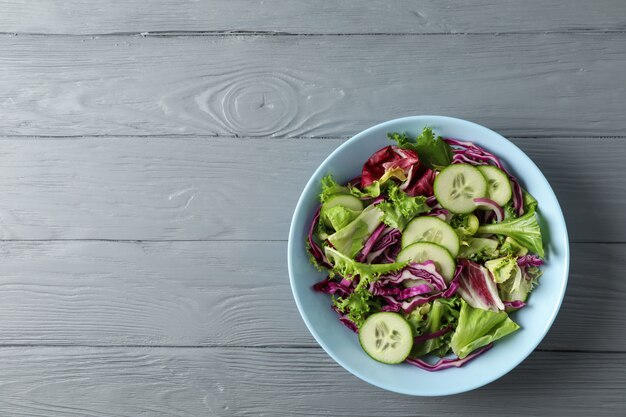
288,116 -> 569,396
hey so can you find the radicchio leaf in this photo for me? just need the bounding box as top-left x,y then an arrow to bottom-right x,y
456,259 -> 505,311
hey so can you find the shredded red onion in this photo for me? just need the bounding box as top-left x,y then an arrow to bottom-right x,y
473,198 -> 504,222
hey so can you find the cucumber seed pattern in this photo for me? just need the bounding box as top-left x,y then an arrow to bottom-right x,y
421,228 -> 443,244
374,321 -> 401,352
450,173 -> 475,200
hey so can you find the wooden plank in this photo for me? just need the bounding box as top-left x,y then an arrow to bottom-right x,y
0,240 -> 305,346
1,0 -> 625,35
0,137 -> 624,242
0,241 -> 622,351
0,34 -> 625,137
0,347 -> 622,416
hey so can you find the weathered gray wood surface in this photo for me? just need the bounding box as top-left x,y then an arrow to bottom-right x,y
0,347 -> 623,416
0,240 -> 623,352
1,0 -> 625,34
0,1 -> 625,415
0,34 -> 625,137
0,137 -> 623,242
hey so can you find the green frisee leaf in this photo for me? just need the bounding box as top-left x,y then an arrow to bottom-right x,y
319,174 -> 349,203
388,127 -> 453,170
377,184 -> 429,230
324,246 -> 407,291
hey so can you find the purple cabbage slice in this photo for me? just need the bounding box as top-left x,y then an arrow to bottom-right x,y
456,259 -> 505,311
306,206 -> 332,268
405,343 -> 493,371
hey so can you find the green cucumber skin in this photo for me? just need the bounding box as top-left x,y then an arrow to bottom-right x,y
322,194 -> 364,211
478,165 -> 512,206
358,312 -> 413,364
397,242 -> 456,282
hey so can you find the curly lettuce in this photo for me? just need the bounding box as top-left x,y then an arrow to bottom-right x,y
377,184 -> 429,230
388,128 -> 453,170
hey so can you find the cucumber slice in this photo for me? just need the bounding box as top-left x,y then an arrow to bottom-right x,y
397,242 -> 456,282
359,312 -> 413,364
320,194 -> 364,229
434,164 -> 488,214
402,216 -> 460,257
478,166 -> 512,206
321,194 -> 364,212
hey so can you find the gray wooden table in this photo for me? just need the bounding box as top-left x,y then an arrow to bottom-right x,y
0,1 -> 625,415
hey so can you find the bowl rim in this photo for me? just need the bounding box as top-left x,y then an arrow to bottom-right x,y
288,115 -> 570,396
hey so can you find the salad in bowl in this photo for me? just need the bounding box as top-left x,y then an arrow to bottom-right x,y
288,116 -> 568,395
307,127 -> 544,369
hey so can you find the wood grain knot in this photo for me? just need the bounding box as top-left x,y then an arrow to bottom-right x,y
194,69 -> 343,137
192,71 -> 298,137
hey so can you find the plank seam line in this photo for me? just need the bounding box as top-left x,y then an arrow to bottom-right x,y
0,239 -> 620,244
1,134 -> 625,140
2,30 -> 626,37
0,239 -> 288,243
0,344 -> 622,353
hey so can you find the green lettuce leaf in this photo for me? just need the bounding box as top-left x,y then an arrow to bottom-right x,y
377,184 -> 429,230
450,300 -> 520,358
388,127 -> 453,170
348,168 -> 409,200
498,267 -> 529,302
412,297 -> 460,357
458,237 -> 499,261
324,246 -> 407,291
319,174 -> 349,203
477,211 -> 544,257
333,288 -> 380,328
348,182 -> 381,199
450,214 -> 479,240
523,190 -> 538,214
499,236 -> 529,257
499,264 -> 542,302
405,303 -> 431,335
503,203 -> 517,220
485,256 -> 518,284
321,205 -> 361,232
327,205 -> 383,258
